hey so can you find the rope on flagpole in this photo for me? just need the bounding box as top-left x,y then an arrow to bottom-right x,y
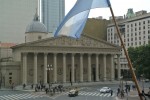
108,4 -> 143,100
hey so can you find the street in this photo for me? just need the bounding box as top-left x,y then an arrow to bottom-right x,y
0,84 -> 118,100
0,81 -> 149,100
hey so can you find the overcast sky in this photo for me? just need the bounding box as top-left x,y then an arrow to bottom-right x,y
65,0 -> 150,19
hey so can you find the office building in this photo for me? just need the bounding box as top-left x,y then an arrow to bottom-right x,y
0,0 -> 38,43
40,0 -> 65,34
107,9 -> 150,75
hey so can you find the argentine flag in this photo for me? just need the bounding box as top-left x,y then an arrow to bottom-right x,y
54,0 -> 111,38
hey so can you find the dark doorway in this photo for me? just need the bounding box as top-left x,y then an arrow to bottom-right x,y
92,67 -> 96,81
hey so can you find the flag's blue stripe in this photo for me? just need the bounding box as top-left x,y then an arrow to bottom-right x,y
54,0 -> 110,38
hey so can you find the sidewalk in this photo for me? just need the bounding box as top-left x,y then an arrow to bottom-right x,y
116,88 -> 149,100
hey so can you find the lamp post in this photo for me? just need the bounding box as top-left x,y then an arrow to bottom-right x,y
47,64 -> 53,84
0,41 -> 2,88
140,74 -> 144,91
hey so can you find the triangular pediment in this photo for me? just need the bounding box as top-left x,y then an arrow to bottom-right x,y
23,35 -> 118,49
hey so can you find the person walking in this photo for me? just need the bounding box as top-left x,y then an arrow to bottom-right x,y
117,88 -> 120,96
111,90 -> 113,96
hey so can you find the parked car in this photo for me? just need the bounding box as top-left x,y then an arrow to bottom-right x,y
99,87 -> 112,93
68,89 -> 79,97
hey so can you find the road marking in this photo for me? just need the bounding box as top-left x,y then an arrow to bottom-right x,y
103,94 -> 108,97
64,91 -> 116,97
95,93 -> 100,96
91,92 -> 97,96
0,93 -> 44,100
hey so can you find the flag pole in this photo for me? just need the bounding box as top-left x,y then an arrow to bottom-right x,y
108,4 -> 143,100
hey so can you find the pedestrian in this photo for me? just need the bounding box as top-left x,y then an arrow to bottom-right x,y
31,84 -> 33,89
0,80 -> 2,89
11,83 -> 14,90
117,88 -> 120,96
142,90 -> 147,100
111,90 -> 113,96
121,90 -> 124,98
23,83 -> 26,89
45,88 -> 48,94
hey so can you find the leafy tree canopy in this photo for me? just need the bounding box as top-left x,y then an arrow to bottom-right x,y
128,44 -> 150,79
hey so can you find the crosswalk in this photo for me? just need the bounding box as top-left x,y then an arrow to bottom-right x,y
64,91 -> 115,97
0,93 -> 44,100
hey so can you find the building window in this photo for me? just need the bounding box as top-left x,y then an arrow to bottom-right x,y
139,22 -> 141,25
143,21 -> 145,24
9,73 -> 12,75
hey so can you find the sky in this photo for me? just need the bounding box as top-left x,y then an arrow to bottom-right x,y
65,0 -> 150,19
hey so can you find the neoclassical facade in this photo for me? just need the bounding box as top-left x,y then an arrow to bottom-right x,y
12,35 -> 121,85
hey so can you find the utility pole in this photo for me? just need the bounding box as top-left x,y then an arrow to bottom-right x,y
0,41 -> 2,89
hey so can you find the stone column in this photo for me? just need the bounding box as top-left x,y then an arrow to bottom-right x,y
88,54 -> 91,82
80,53 -> 83,82
63,53 -> 66,83
22,53 -> 27,84
71,53 -> 75,83
96,54 -> 99,81
103,54 -> 107,81
111,54 -> 114,81
53,53 -> 57,83
44,53 -> 48,84
117,54 -> 121,80
34,53 -> 38,84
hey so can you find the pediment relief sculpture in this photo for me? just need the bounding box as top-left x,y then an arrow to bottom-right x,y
27,35 -> 116,49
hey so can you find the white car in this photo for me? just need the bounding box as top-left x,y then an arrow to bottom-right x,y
68,89 -> 79,97
99,87 -> 112,93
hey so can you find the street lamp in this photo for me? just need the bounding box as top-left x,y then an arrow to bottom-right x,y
140,74 -> 144,91
47,64 -> 53,84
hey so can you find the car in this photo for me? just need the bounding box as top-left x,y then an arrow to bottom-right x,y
68,89 -> 79,97
99,87 -> 112,93
145,79 -> 150,82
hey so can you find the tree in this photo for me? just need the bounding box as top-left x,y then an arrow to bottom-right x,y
128,44 -> 150,79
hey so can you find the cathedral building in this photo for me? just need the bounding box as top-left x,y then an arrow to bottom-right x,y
0,12 -> 121,87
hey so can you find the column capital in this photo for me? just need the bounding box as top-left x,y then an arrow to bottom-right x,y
53,53 -> 57,56
22,52 -> 28,55
34,52 -> 38,55
44,52 -> 48,55
80,53 -> 84,55
88,53 -> 92,56
63,53 -> 67,56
